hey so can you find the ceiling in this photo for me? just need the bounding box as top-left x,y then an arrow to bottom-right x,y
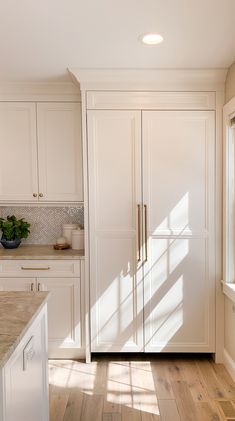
0,0 -> 235,82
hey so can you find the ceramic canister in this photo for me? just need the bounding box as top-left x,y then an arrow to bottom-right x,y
62,224 -> 79,245
71,229 -> 84,250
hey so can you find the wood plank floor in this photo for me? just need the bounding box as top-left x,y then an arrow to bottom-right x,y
49,355 -> 235,421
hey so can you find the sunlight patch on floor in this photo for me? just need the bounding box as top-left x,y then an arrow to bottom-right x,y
49,360 -> 160,414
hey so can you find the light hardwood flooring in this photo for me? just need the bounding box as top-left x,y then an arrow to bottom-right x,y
49,355 -> 235,421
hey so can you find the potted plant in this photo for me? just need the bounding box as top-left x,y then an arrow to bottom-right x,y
0,215 -> 30,249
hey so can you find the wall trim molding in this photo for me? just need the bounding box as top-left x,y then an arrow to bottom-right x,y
224,348 -> 235,381
222,280 -> 235,304
69,68 -> 227,92
86,91 -> 216,110
0,82 -> 81,101
224,94 -> 235,113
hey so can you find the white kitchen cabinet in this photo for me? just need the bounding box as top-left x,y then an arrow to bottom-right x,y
87,105 -> 216,353
87,110 -> 143,352
0,103 -> 38,201
0,102 -> 83,203
38,277 -> 81,353
142,111 -> 215,352
1,302 -> 48,421
0,259 -> 80,277
37,102 -> 83,202
0,260 -> 83,358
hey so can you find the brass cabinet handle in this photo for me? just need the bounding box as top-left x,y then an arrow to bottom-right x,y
33,193 -> 37,198
37,282 -> 41,292
21,267 -> 50,271
39,193 -> 44,198
144,204 -> 148,262
30,282 -> 34,291
137,204 -> 141,262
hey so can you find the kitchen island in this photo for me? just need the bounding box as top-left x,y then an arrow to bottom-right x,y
0,291 -> 50,421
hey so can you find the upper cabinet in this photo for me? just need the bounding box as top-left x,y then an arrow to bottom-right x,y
37,103 -> 83,202
0,103 -> 38,202
0,102 -> 83,203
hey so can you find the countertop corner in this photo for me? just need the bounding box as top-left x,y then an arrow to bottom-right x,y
0,291 -> 50,368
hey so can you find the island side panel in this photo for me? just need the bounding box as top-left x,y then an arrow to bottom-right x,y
0,303 -> 49,421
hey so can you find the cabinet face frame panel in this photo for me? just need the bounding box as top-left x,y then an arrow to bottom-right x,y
87,110 -> 144,352
84,89 -> 222,358
37,102 -> 83,202
86,91 -> 216,111
38,277 -> 82,350
142,110 -> 216,352
0,102 -> 38,202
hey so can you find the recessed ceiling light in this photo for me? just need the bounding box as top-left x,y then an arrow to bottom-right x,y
140,33 -> 164,45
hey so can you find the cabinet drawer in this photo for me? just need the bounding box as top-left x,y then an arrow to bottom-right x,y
0,260 -> 80,277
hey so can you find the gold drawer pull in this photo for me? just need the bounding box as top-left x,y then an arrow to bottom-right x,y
21,267 -> 50,271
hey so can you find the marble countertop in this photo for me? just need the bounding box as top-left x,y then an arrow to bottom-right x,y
0,291 -> 49,368
0,245 -> 85,260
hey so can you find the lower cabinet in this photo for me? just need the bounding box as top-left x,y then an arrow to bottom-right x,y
38,277 -> 82,357
0,260 -> 83,358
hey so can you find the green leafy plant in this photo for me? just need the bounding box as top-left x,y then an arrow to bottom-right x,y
0,215 -> 30,241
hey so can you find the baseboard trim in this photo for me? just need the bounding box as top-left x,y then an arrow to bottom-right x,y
48,349 -> 85,359
223,349 -> 235,381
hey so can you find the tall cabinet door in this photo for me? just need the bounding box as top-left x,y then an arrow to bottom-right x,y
37,102 -> 83,202
0,103 -> 38,201
142,111 -> 215,352
87,110 -> 143,352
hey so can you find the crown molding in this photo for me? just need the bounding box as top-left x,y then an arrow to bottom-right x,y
0,82 -> 81,101
69,68 -> 228,92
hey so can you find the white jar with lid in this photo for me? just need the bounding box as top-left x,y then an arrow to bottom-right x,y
71,229 -> 84,250
62,224 -> 79,245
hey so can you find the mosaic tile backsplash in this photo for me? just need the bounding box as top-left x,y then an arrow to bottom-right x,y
0,206 -> 84,245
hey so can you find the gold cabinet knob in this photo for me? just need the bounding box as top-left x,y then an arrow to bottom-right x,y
33,193 -> 37,197
39,193 -> 44,198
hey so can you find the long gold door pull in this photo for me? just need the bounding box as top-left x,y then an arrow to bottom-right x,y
144,204 -> 148,262
137,204 -> 141,262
